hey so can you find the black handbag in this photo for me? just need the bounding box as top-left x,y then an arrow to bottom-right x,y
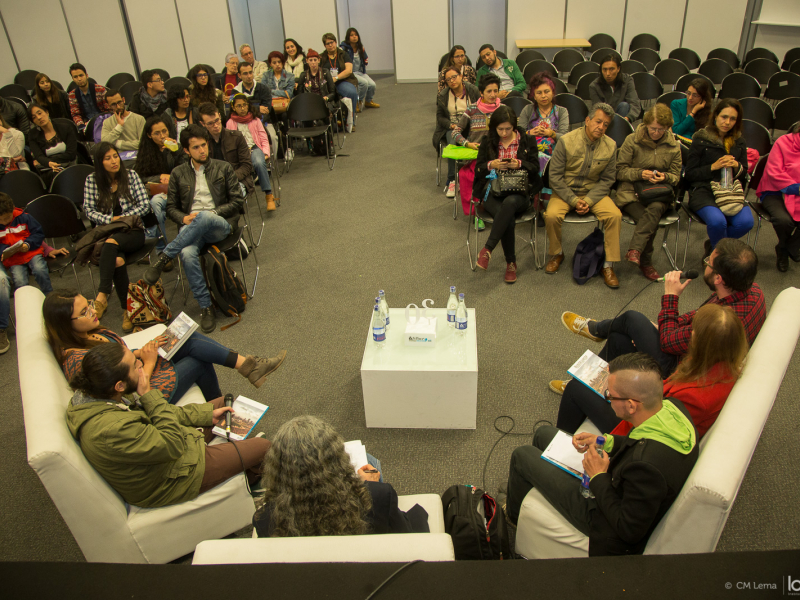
633,180 -> 674,206
490,169 -> 529,197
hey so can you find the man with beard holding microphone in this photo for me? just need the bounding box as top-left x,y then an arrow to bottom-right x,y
551,238 -> 766,392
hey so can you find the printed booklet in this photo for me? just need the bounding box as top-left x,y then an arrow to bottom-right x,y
568,349 -> 609,399
211,395 -> 269,441
540,429 -> 586,479
157,312 -> 198,360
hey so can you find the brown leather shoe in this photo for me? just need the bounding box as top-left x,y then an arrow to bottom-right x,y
504,262 -> 517,283
477,248 -> 491,270
545,253 -> 564,274
602,266 -> 619,288
640,264 -> 659,281
625,249 -> 641,265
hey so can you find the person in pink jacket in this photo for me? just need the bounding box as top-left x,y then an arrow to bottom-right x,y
227,93 -> 278,211
756,122 -> 800,272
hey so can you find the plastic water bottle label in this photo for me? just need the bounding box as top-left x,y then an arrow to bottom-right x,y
384,314 -> 390,326
456,318 -> 467,330
447,309 -> 456,322
373,327 -> 385,342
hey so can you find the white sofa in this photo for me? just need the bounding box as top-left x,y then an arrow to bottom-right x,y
192,493 -> 452,564
16,286 -> 256,564
515,286 -> 800,559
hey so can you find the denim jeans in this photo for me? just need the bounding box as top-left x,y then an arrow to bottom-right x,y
0,255 -> 53,328
336,81 -> 359,112
251,147 -> 272,193
163,211 -> 231,309
365,453 -> 384,483
168,332 -> 235,403
615,102 -> 631,117
695,205 -> 754,248
354,72 -> 376,103
147,193 -> 168,252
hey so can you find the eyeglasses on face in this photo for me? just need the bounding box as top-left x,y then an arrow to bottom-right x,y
204,117 -> 221,127
647,125 -> 666,134
603,389 -> 642,403
72,303 -> 96,320
196,73 -> 209,78
151,78 -> 163,84
703,256 -> 714,270
445,75 -> 460,82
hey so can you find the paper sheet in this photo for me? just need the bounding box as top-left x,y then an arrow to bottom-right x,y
343,440 -> 368,474
541,430 -> 585,479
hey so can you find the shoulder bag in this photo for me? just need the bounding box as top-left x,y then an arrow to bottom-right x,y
633,180 -> 674,206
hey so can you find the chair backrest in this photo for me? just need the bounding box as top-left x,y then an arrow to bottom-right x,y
287,92 -> 331,122
151,68 -> 171,82
606,116 -> 634,148
4,96 -> 27,109
0,169 -> 47,208
106,72 -> 136,90
675,73 -> 717,98
720,72 -> 761,100
774,97 -> 800,130
568,61 -> 600,86
515,49 -> 545,70
741,119 -> 773,155
743,58 -> 782,85
744,47 -> 779,65
632,71 -> 664,100
698,58 -> 734,84
668,48 -> 701,70
629,33 -> 660,54
501,96 -> 532,118
620,60 -> 647,75
52,118 -> 80,140
166,76 -> 192,92
656,91 -> 685,108
496,50 -> 507,60
629,48 -> 661,71
14,69 -> 40,90
523,60 -> 557,82
745,154 -> 769,196
590,48 -> 621,65
644,287 -> 800,554
49,164 -> 95,206
575,72 -> 597,101
0,83 -> 30,99
67,77 -> 96,93
541,158 -> 551,188
552,48 -> 584,74
552,78 -> 568,95
738,97 -> 775,130
654,58 -> 690,86
588,33 -> 616,53
554,93 -> 589,126
24,194 -> 86,238
119,81 -> 141,106
781,47 -> 800,70
764,71 -> 800,102
707,47 -> 740,69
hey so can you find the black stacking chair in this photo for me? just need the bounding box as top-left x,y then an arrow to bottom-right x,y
49,164 -> 95,207
575,72 -> 596,101
4,96 -> 28,110
741,120 -> 773,156
707,48 -> 739,70
656,91 -> 685,107
775,97 -> 800,131
744,58 -> 781,85
523,60 -> 557,82
285,93 -> 336,170
119,81 -> 141,106
14,70 -> 39,91
496,51 -> 507,60
698,59 -> 734,85
606,116 -> 634,148
166,76 -> 191,92
782,48 -> 800,70
152,68 -> 170,82
668,48 -> 701,70
628,33 -> 660,56
591,48 -> 622,65
515,50 -> 546,70
0,83 -> 29,100
632,72 -> 664,108
553,49 -> 585,75
738,97 -> 774,131
23,194 -> 85,288
630,48 -> 661,71
554,93 -> 589,128
744,48 -> 779,65
501,96 -> 532,118
552,78 -> 568,95
654,59 -> 690,88
764,71 -> 800,103
199,226 -> 259,298
568,61 -> 600,87
106,73 -> 136,90
0,170 -> 47,208
675,73 -> 717,98
720,73 -> 761,100
467,200 -> 538,271
746,155 -> 772,250
789,59 -> 800,75
620,60 -> 647,75
588,34 -> 617,54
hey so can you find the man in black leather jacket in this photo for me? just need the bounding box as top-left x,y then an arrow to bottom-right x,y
145,124 -> 243,333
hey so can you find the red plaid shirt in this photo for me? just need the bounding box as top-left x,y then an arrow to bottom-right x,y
488,133 -> 520,171
658,283 -> 766,356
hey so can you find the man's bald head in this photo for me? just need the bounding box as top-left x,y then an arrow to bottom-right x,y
608,353 -> 663,411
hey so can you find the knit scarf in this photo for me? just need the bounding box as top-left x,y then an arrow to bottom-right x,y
477,98 -> 500,114
286,54 -> 304,73
139,87 -> 167,112
229,113 -> 254,124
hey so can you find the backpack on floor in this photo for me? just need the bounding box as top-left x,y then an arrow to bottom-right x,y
201,244 -> 247,330
572,227 -> 606,285
441,485 -> 512,560
127,279 -> 172,330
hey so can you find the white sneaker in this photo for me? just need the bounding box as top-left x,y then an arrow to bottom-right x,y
445,181 -> 456,198
285,148 -> 294,161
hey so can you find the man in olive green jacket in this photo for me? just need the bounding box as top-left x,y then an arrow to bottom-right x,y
66,343 -> 269,508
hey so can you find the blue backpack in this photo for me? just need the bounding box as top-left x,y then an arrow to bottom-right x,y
572,227 -> 605,285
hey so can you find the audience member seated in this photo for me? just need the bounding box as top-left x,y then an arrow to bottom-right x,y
556,238 -> 766,381
239,43 -> 269,84
544,103 -> 621,287
506,353 -> 699,556
265,51 -> 295,115
476,44 -> 526,100
134,115 -> 185,258
100,88 -> 146,152
0,192 -> 52,355
33,73 -> 70,121
253,415 -> 429,537
165,84 -> 199,139
233,63 -> 277,157
756,122 -> 800,272
129,70 -> 171,122
83,142 -> 151,331
0,114 -> 25,175
519,72 -> 569,185
321,32 -> 360,125
295,49 -> 338,158
188,64 -> 225,118
227,94 -> 277,211
44,290 -> 286,404
67,62 -> 110,134
615,104 -> 682,281
438,45 -> 476,94
670,78 -> 712,139
144,125 -> 245,334
685,99 -> 752,254
473,106 -> 543,284
340,28 -> 379,110
65,342 -> 271,508
0,96 -> 30,136
28,103 -> 78,186
197,103 -> 254,202
556,304 -> 747,438
219,53 -> 241,106
433,66 -> 480,198
283,38 -> 306,81
589,55 -> 640,122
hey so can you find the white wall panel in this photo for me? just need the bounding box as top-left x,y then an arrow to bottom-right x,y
754,25 -> 799,67
453,0 -> 506,59
62,0 -> 135,85
393,0 -> 448,82
336,0 -> 349,40
683,0 -> 748,61
346,0 -> 395,73
248,0 -> 284,63
280,0 -> 337,57
0,26 -> 17,86
759,0 -> 800,23
565,0 -> 625,54
0,0 -> 76,81
622,0 -> 685,58
507,0 -> 565,57
229,0 -> 254,53
125,0 -> 187,77
177,0 -> 235,70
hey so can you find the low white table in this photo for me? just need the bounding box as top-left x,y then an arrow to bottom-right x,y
360,308 -> 478,429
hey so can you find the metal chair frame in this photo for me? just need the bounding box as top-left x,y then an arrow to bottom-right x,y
621,204 -> 682,272
466,199 -> 539,271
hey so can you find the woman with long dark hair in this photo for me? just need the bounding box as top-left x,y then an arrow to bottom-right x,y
670,78 -> 712,138
187,64 -> 225,117
519,72 -> 569,173
82,141 -> 150,330
472,105 -> 543,284
27,102 -> 78,185
33,73 -> 70,119
164,85 -> 198,139
340,27 -> 378,110
437,45 -> 476,93
253,416 -> 429,537
284,38 -> 306,80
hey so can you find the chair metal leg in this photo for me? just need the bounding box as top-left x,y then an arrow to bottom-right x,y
466,203 -> 480,271
682,218 -> 693,269
752,215 -> 763,249
531,213 -> 542,269
661,218 -> 680,272
237,240 -> 259,298
325,130 -> 336,170
86,265 -> 97,299
243,190 -> 265,249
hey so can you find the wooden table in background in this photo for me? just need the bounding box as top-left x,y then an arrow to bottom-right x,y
516,38 -> 591,49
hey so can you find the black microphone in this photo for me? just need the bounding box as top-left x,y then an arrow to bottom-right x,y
657,269 -> 699,282
224,393 -> 234,441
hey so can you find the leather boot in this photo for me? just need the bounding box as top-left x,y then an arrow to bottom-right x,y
266,193 -> 277,211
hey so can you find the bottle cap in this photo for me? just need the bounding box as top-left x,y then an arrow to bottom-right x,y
450,286 -> 456,292
597,436 -> 606,445
379,290 -> 384,295
458,293 -> 464,299
375,297 -> 380,303
374,305 -> 379,311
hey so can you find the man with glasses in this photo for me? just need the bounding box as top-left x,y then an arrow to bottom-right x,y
196,103 -> 254,201
100,89 -> 145,152
554,238 -> 765,390
233,62 -> 277,157
505,353 -> 699,556
239,44 -> 269,85
129,70 -> 172,122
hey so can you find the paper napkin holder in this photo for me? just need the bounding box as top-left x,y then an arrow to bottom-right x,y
404,300 -> 437,347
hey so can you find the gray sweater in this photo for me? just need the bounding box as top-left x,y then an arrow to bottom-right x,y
589,73 -> 641,122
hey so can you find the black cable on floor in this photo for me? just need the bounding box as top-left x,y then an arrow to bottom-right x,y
364,559 -> 422,600
482,416 -> 553,492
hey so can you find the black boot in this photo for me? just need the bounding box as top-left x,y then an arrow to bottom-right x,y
200,306 -> 217,333
144,253 -> 172,285
776,244 -> 789,272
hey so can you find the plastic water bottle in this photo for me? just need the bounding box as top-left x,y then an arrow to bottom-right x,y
581,435 -> 606,499
378,290 -> 390,330
372,304 -> 386,345
447,286 -> 458,328
720,166 -> 733,190
455,293 -> 468,336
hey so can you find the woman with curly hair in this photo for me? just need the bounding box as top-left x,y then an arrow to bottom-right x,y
164,85 -> 199,139
253,415 -> 429,537
187,64 -> 225,117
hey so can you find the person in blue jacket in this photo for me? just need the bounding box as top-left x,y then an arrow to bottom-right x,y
670,78 -> 712,139
340,27 -> 379,111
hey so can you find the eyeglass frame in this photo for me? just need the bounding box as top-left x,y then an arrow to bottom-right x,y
646,124 -> 666,134
71,302 -> 96,320
603,389 -> 642,403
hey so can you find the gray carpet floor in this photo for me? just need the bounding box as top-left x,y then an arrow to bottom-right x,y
1,75 -> 798,562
